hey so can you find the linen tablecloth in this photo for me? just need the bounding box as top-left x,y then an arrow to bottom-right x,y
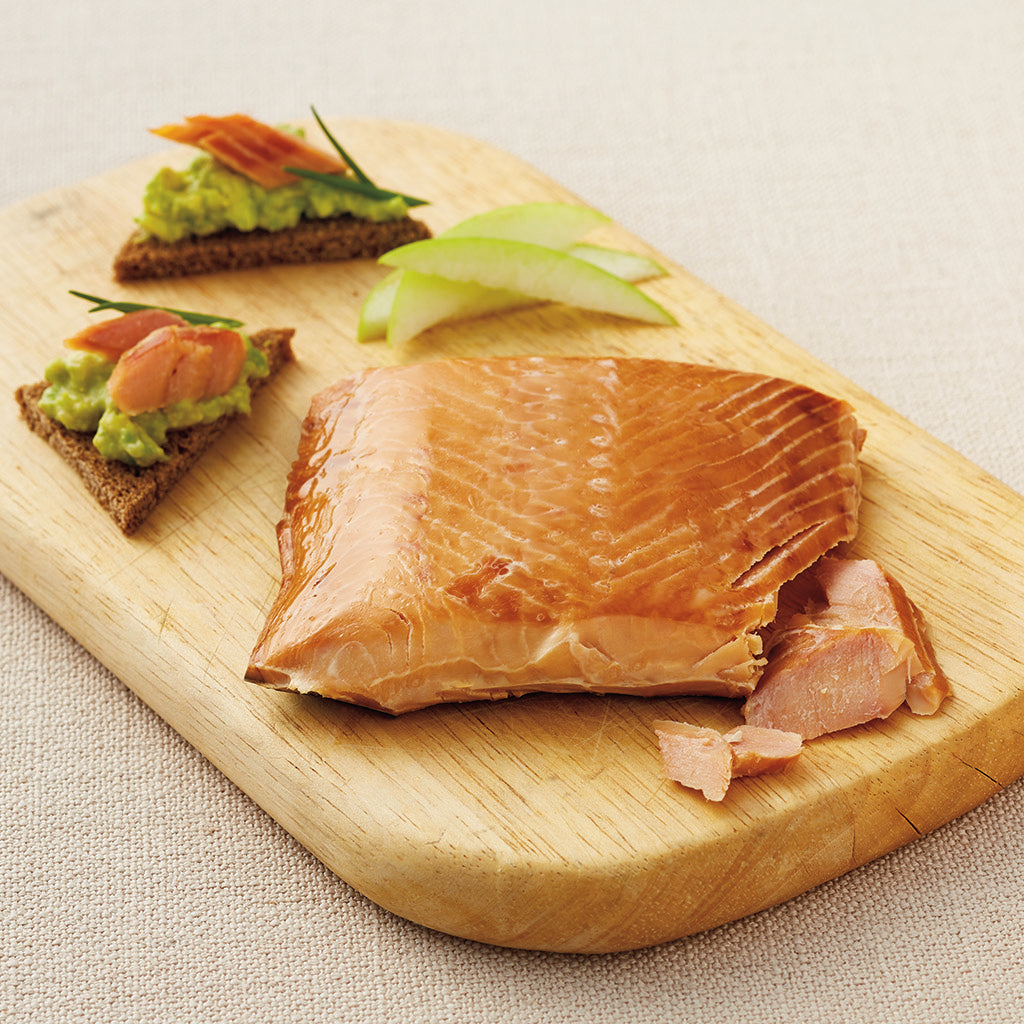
3,2 -> 1023,1021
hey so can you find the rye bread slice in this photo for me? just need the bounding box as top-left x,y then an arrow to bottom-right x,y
113,214 -> 431,281
14,327 -> 295,536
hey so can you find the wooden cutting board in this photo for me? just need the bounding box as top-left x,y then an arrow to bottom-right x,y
2,119 -> 1023,954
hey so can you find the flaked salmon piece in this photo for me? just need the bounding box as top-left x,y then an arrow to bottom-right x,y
164,341 -> 213,407
64,308 -> 186,360
653,721 -> 733,801
196,328 -> 248,398
654,721 -> 802,801
107,326 -> 183,414
151,113 -> 351,189
743,557 -> 950,739
247,356 -> 864,714
722,725 -> 803,776
811,557 -> 950,715
107,325 -> 247,416
745,627 -> 910,739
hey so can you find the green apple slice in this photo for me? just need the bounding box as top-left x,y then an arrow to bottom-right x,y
362,243 -> 669,343
386,271 -> 527,346
438,202 -> 610,246
358,204 -> 611,342
380,244 -> 667,348
357,269 -> 403,341
380,236 -> 676,332
565,243 -> 667,283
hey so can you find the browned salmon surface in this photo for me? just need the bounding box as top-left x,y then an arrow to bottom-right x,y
743,557 -> 950,739
246,356 -> 864,714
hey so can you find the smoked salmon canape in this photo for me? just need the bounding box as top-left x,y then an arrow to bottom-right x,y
113,109 -> 431,281
15,293 -> 295,535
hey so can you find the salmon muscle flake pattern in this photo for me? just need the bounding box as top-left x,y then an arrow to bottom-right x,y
653,722 -> 734,801
246,356 -> 864,714
722,725 -> 804,777
743,556 -> 951,739
151,113 -> 351,189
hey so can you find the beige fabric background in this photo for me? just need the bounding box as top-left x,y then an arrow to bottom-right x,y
3,1 -> 1023,1021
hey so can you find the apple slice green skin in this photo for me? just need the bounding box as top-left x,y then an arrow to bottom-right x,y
438,202 -> 609,247
565,243 -> 667,283
359,244 -> 668,343
384,271 -> 528,347
380,236 -> 675,344
354,198 -> 670,343
357,203 -> 615,342
357,270 -> 404,341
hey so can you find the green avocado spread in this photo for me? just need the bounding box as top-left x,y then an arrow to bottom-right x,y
137,133 -> 410,243
38,334 -> 269,467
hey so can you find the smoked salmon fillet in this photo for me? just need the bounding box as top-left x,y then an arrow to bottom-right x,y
246,356 -> 864,714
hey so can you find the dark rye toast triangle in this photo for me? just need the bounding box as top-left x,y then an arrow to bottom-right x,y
114,215 -> 431,281
15,327 -> 294,535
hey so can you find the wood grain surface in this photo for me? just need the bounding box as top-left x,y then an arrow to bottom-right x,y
2,119 -> 1023,954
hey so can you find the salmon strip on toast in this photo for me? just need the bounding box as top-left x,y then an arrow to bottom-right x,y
151,113 -> 351,189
